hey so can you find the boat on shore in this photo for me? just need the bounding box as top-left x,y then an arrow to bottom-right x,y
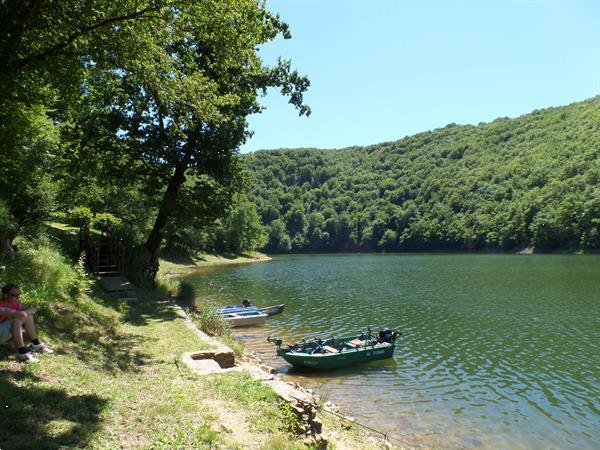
267,328 -> 399,369
219,303 -> 285,316
224,310 -> 268,327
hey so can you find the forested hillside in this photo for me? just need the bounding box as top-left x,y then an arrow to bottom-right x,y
244,97 -> 600,253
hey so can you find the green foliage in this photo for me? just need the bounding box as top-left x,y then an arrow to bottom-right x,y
0,198 -> 17,240
91,213 -> 122,232
1,0 -> 310,277
215,195 -> 267,254
0,103 -> 60,237
244,97 -> 600,252
177,281 -> 196,308
219,334 -> 245,359
192,306 -> 231,337
67,206 -> 93,226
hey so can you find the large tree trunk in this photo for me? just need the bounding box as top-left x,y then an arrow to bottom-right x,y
145,159 -> 189,285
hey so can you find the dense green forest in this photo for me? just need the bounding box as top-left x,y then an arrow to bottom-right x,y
2,1 -> 598,273
244,97 -> 600,253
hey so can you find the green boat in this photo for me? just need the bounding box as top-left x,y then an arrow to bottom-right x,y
267,328 -> 399,369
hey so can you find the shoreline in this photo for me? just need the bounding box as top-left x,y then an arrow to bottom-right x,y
162,253 -> 401,448
159,251 -> 272,278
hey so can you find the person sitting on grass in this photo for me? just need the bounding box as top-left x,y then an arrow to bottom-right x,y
0,283 -> 54,363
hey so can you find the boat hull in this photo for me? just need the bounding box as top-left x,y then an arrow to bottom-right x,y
224,312 -> 267,327
278,343 -> 395,369
259,304 -> 284,316
220,304 -> 284,316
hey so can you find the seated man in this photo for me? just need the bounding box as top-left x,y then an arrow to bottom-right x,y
0,284 -> 54,363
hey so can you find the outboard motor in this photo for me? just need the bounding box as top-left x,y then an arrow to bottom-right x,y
378,328 -> 398,343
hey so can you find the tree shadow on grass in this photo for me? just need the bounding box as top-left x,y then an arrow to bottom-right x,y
161,252 -> 196,265
0,370 -> 108,449
34,302 -> 151,374
122,298 -> 180,327
56,326 -> 149,374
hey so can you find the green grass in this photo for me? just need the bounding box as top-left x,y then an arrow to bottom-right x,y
158,251 -> 270,278
0,289 -> 218,449
0,237 -> 294,449
0,232 -> 377,449
207,372 -> 300,435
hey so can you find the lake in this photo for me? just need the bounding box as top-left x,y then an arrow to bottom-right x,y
183,254 -> 600,449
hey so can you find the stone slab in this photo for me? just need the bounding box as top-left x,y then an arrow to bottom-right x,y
100,276 -> 136,292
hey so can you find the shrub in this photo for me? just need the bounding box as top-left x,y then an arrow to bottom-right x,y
192,306 -> 230,336
92,213 -> 122,232
177,281 -> 196,308
67,206 -> 93,227
0,236 -> 111,336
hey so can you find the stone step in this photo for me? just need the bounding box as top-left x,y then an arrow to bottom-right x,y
100,276 -> 135,292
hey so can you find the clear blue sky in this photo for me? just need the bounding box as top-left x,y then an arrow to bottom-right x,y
240,0 -> 599,153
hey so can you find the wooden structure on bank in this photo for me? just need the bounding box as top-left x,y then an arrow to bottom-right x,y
79,220 -> 126,278
79,220 -> 137,300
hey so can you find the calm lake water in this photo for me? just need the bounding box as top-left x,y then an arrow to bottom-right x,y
184,254 -> 600,449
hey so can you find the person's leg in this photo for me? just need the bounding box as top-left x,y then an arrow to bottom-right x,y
0,320 -> 13,345
21,313 -> 38,341
11,318 -> 25,348
21,313 -> 54,354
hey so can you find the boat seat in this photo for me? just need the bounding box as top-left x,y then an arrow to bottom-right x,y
322,345 -> 339,353
346,339 -> 364,348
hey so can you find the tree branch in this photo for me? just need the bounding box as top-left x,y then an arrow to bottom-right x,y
11,1 -> 180,71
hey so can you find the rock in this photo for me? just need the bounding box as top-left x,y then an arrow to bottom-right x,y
324,401 -> 340,413
190,349 -> 235,368
303,434 -> 328,450
311,417 -> 323,434
341,416 -> 356,430
220,424 -> 233,433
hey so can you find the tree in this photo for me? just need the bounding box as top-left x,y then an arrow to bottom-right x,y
219,196 -> 267,254
71,1 -> 310,281
1,1 -> 310,275
0,104 -> 61,255
266,219 -> 291,253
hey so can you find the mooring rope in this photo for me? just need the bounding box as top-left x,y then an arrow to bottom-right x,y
289,394 -> 422,449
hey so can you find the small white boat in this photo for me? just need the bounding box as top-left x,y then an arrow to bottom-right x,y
223,310 -> 268,327
219,303 -> 285,316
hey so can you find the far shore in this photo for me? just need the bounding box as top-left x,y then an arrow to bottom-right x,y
159,251 -> 272,278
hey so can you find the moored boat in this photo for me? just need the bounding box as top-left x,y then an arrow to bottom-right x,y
258,304 -> 285,316
267,328 -> 399,369
224,310 -> 268,327
219,303 -> 285,316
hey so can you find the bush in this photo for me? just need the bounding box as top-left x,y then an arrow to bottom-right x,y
0,236 -> 92,302
0,236 -> 109,337
177,281 -> 196,308
192,306 -> 230,336
67,206 -> 93,227
92,213 -> 122,232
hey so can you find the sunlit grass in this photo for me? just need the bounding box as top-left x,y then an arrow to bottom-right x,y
0,229 -> 376,449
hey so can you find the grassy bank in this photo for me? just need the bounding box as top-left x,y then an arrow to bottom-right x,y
159,252 -> 271,278
0,236 -> 377,449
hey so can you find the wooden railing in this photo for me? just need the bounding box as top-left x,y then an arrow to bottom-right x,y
79,220 -> 126,277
